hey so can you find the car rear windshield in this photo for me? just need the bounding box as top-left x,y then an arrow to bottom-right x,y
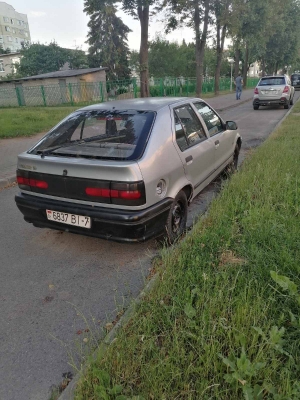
258,77 -> 285,86
29,109 -> 155,160
291,74 -> 300,79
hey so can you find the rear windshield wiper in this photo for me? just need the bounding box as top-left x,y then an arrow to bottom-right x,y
37,138 -> 98,158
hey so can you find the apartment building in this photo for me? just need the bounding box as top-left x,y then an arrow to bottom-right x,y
0,2 -> 31,53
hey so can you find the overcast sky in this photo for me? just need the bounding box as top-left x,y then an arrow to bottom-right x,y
9,0 -> 195,51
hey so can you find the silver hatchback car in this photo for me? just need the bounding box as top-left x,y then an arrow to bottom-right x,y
253,75 -> 295,110
15,97 -> 241,243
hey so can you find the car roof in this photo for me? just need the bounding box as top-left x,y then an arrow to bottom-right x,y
260,75 -> 286,79
78,97 -> 202,112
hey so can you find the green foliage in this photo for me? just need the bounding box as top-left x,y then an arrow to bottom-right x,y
0,44 -> 12,54
84,0 -> 131,80
15,41 -> 88,77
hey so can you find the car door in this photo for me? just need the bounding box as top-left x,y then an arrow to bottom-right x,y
172,103 -> 216,193
192,101 -> 234,171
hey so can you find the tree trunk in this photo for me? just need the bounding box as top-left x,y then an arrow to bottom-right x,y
138,5 -> 149,98
243,42 -> 249,88
215,23 -> 227,95
194,0 -> 201,96
194,0 -> 209,97
261,58 -> 266,77
234,41 -> 240,78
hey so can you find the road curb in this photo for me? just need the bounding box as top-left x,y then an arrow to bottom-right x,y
215,97 -> 252,112
0,175 -> 16,190
57,274 -> 159,400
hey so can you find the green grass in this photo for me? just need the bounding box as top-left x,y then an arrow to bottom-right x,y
0,106 -> 78,139
0,87 -> 252,140
75,102 -> 300,399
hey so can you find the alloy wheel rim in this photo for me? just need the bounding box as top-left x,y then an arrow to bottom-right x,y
172,202 -> 184,234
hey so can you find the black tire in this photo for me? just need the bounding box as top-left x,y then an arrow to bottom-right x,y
284,103 -> 289,109
290,96 -> 294,105
253,105 -> 259,110
164,190 -> 188,244
233,144 -> 240,170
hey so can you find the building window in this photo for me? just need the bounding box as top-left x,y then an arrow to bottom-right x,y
3,17 -> 9,22
11,19 -> 14,24
0,36 -> 3,44
0,60 -> 5,72
17,20 -> 22,25
5,26 -> 11,32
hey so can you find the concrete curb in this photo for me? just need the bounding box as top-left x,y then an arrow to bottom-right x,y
57,274 -> 159,400
0,175 -> 16,190
215,96 -> 252,112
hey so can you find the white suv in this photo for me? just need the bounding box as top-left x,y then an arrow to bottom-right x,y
253,75 -> 295,110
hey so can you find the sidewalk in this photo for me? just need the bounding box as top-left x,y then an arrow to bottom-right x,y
0,88 -> 254,189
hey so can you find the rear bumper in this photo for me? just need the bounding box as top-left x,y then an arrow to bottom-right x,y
253,97 -> 289,106
15,192 -> 173,243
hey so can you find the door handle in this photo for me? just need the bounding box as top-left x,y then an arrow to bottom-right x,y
185,155 -> 193,164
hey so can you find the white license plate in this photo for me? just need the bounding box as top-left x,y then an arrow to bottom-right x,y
262,90 -> 277,95
46,210 -> 91,228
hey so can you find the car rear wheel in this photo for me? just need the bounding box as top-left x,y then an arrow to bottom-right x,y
284,103 -> 290,109
290,96 -> 294,105
253,105 -> 259,110
165,190 -> 188,244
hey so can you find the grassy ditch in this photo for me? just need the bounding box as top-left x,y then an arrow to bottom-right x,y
0,106 -> 78,139
75,103 -> 300,399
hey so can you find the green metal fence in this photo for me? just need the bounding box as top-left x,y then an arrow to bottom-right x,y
0,77 -> 259,108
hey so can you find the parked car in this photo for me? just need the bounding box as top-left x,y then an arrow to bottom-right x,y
253,75 -> 295,110
15,97 -> 241,243
291,73 -> 300,89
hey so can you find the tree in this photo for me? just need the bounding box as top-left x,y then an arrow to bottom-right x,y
162,0 -> 211,96
148,36 -> 195,77
212,0 -> 231,94
121,0 -> 159,97
0,44 -> 11,54
15,42 -> 88,77
84,0 -> 131,80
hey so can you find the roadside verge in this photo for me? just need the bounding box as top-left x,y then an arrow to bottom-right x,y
61,99 -> 300,400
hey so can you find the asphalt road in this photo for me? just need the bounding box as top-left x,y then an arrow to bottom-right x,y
1,93 -> 299,400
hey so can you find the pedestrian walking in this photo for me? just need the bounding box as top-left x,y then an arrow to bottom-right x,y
235,73 -> 243,100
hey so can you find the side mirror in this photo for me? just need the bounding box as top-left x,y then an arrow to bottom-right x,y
226,121 -> 238,130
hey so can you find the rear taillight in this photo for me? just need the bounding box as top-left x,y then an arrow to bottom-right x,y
85,188 -> 110,197
85,182 -> 145,205
17,175 -> 48,190
254,88 -> 259,94
283,85 -> 289,93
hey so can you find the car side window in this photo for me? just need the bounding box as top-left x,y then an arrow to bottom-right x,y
193,102 -> 224,137
174,104 -> 207,151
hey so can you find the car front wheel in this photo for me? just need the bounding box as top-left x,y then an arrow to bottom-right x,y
165,190 -> 188,244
